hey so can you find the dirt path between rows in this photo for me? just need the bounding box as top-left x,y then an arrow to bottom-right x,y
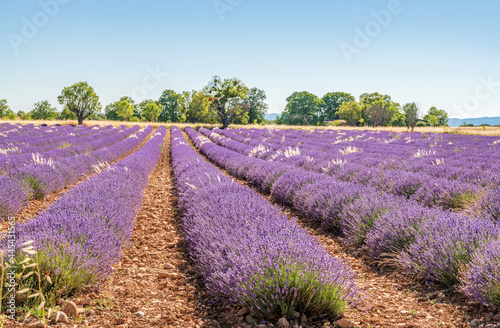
182,130 -> 498,328
63,129 -> 223,328
0,127 -> 157,232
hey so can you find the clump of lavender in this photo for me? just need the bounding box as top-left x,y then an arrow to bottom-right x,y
293,179 -> 368,231
340,193 -> 405,247
10,164 -> 65,200
365,203 -> 438,259
478,186 -> 500,221
460,239 -> 500,308
399,215 -> 499,286
412,178 -> 481,211
0,176 -> 28,218
270,169 -> 323,205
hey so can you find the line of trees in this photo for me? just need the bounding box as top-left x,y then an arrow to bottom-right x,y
2,83 -> 449,129
1,77 -> 269,127
276,91 -> 449,130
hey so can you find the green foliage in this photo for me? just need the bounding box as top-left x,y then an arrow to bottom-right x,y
321,92 -> 355,121
359,92 -> 399,108
245,88 -> 268,124
0,99 -> 9,118
57,82 -> 102,125
58,106 -> 77,120
280,91 -> 323,125
203,76 -> 249,129
105,97 -> 134,121
115,100 -> 134,121
364,100 -> 399,126
18,110 -> 32,120
416,121 -> 427,127
392,112 -> 406,127
158,89 -> 183,122
30,100 -> 58,120
241,261 -> 349,319
4,110 -> 17,120
182,90 -> 218,124
424,106 -> 448,126
402,102 -> 420,132
139,100 -> 162,122
426,114 -> 439,127
338,101 -> 362,126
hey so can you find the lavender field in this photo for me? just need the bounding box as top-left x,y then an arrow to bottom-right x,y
1,122 -> 500,327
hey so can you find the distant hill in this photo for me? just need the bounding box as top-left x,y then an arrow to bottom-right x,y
265,113 -> 279,121
448,116 -> 500,127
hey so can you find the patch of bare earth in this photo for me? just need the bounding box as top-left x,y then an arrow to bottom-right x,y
182,131 -> 500,328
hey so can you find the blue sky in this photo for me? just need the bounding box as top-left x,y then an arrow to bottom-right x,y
1,0 -> 499,118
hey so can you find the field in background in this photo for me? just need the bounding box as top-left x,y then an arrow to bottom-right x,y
2,119 -> 500,136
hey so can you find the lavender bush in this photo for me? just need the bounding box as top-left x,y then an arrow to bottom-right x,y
173,127 -> 357,319
460,239 -> 500,308
399,215 -> 499,286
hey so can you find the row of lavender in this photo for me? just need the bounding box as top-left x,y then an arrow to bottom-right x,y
0,126 -> 120,158
171,127 -> 357,319
186,127 -> 500,309
233,127 -> 500,173
203,128 -> 498,215
0,126 -> 128,173
0,125 -> 153,219
217,127 -> 500,185
0,123 -> 114,151
2,127 -> 166,303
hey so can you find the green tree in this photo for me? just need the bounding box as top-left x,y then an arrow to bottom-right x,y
245,88 -> 268,124
57,82 -> 102,125
104,97 -> 135,121
183,90 -> 218,123
203,76 -> 249,129
0,99 -> 9,118
359,92 -> 398,107
115,100 -> 134,121
5,110 -> 16,120
158,89 -> 183,123
426,114 -> 439,126
321,92 -> 355,121
424,106 -> 448,126
59,106 -> 78,120
280,91 -> 323,125
402,102 -> 420,132
364,100 -> 399,126
139,100 -> 162,122
338,101 -> 362,126
18,110 -> 32,120
30,100 -> 58,120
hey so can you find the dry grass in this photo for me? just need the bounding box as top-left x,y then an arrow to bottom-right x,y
3,119 -> 500,136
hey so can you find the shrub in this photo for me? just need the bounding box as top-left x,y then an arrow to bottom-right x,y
399,215 -> 499,286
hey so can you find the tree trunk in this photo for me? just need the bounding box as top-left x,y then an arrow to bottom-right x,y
221,116 -> 230,129
77,114 -> 84,125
